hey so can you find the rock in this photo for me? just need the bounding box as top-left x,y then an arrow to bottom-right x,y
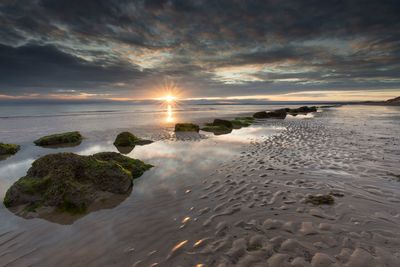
202,118 -> 242,135
174,123 -> 200,132
306,194 -> 335,205
0,143 -> 20,156
212,119 -> 233,129
253,109 -> 287,119
201,125 -> 232,135
3,152 -> 153,214
34,131 -> 83,147
288,106 -> 317,115
230,117 -> 254,129
253,111 -> 268,118
113,132 -> 153,147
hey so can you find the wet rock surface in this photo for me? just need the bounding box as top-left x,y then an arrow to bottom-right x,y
0,142 -> 20,156
34,131 -> 83,147
3,152 -> 152,218
113,131 -> 153,147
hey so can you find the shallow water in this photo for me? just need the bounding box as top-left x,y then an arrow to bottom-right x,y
0,104 -> 400,266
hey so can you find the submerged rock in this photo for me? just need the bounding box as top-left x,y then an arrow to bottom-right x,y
0,143 -> 20,156
175,123 -> 200,132
3,152 -> 153,215
113,132 -> 153,147
306,194 -> 335,205
34,131 -> 83,147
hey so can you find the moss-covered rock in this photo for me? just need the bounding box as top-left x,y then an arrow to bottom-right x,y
305,194 -> 335,205
202,116 -> 255,133
287,106 -> 317,115
212,119 -> 233,129
201,119 -> 234,135
113,132 -> 153,147
34,131 -> 83,147
3,152 -> 152,215
0,143 -> 20,156
175,123 -> 200,132
231,117 -> 255,129
253,111 -> 268,118
201,125 -> 232,135
253,109 -> 287,119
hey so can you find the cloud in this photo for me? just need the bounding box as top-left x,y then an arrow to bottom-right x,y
0,0 -> 399,99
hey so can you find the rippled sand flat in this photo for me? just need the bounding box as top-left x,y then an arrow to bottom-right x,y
0,105 -> 399,266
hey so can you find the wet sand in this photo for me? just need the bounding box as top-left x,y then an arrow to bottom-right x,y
1,105 -> 400,266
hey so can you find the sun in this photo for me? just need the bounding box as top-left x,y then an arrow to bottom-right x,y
163,94 -> 176,103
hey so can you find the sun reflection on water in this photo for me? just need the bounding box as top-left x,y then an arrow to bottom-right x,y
166,104 -> 174,123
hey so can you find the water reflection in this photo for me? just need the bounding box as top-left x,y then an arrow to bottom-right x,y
0,124 -> 281,225
115,145 -> 135,154
166,104 -> 174,123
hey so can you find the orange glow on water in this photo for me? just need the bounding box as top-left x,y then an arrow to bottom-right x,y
166,104 -> 174,123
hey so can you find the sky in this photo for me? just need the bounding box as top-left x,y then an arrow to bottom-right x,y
0,0 -> 400,102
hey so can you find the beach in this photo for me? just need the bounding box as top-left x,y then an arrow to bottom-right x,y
0,104 -> 400,266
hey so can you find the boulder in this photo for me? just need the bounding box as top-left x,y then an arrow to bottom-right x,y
175,123 -> 200,132
113,132 -> 153,147
3,152 -> 153,214
0,143 -> 20,156
34,131 -> 83,147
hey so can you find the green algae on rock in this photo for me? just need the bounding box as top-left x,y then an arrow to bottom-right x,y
212,119 -> 233,129
175,123 -> 200,132
3,152 -> 153,215
253,109 -> 287,119
113,132 -> 153,147
201,119 -> 233,135
305,194 -> 335,205
287,106 -> 317,115
201,125 -> 232,135
34,131 -> 83,147
231,117 -> 255,129
0,143 -> 20,156
202,117 -> 255,134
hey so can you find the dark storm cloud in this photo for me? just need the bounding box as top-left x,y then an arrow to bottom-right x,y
0,43 -> 150,94
0,0 -> 399,98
